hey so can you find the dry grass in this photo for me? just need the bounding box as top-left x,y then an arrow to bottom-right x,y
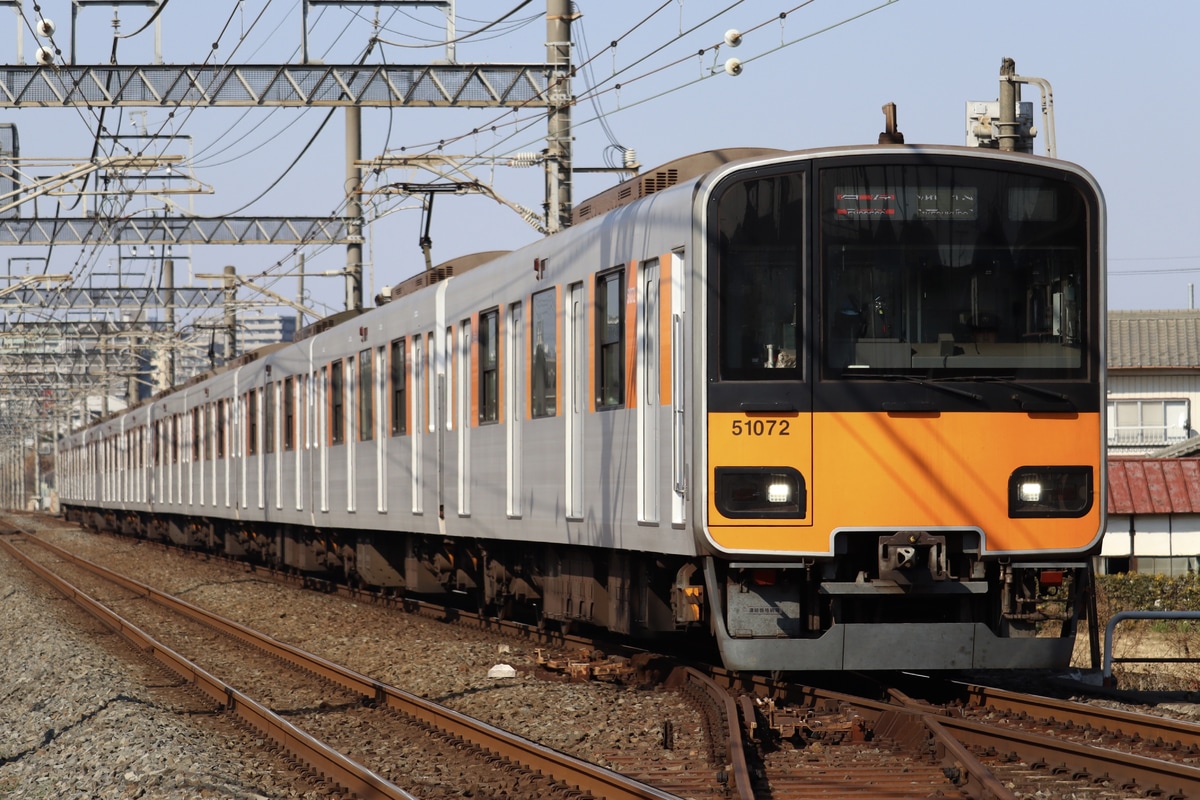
1074,621 -> 1200,691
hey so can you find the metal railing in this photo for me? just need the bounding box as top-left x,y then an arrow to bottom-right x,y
1102,610 -> 1200,684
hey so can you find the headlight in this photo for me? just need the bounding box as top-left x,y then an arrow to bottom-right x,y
715,467 -> 805,518
1008,466 -> 1093,518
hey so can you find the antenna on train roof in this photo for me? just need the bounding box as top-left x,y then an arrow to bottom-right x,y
878,102 -> 905,144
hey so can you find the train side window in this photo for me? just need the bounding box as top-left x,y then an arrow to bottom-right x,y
350,347 -> 369,441
264,382 -> 276,454
216,402 -> 226,459
359,348 -> 374,441
246,389 -> 259,456
330,359 -> 345,445
284,376 -> 296,450
479,308 -> 500,423
171,414 -> 180,464
531,287 -> 557,418
596,268 -> 625,408
191,407 -> 201,462
390,338 -> 407,435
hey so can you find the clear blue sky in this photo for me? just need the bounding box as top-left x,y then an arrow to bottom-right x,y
7,0 -> 1197,321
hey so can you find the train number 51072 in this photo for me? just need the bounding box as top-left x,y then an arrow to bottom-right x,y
731,419 -> 790,436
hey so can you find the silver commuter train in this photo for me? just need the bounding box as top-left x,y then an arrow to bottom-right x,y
60,142 -> 1107,673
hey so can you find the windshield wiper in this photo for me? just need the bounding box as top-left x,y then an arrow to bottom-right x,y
866,373 -> 984,402
958,376 -> 1074,407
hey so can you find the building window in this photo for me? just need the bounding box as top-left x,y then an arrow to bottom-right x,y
1107,399 -> 1190,446
330,360 -> 345,445
532,288 -> 557,418
596,268 -> 625,408
390,338 -> 407,435
359,348 -> 374,441
480,309 -> 499,423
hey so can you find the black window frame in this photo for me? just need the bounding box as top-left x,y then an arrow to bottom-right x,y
264,381 -> 276,454
596,268 -> 625,409
283,376 -> 296,451
330,360 -> 345,445
531,287 -> 557,418
359,348 -> 374,441
390,338 -> 407,436
246,390 -> 259,456
479,308 -> 500,423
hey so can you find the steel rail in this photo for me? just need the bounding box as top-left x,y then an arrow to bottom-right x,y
117,530 -> 756,800
963,682 -> 1200,747
13,532 -> 682,800
0,535 -> 416,800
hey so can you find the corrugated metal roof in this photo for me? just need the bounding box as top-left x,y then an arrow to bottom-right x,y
1107,458 -> 1200,514
1108,310 -> 1200,369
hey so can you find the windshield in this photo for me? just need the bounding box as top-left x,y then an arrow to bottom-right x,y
820,161 -> 1091,378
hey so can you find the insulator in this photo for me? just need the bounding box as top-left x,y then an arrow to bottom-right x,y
508,152 -> 540,168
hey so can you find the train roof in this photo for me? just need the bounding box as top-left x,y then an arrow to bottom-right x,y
374,249 -> 511,307
571,147 -> 785,224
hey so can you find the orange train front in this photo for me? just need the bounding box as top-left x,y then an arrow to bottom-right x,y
698,147 -> 1105,670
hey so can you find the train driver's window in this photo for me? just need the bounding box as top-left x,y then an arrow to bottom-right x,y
714,172 -> 803,380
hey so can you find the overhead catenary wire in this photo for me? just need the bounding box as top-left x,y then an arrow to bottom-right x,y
14,1 -> 906,345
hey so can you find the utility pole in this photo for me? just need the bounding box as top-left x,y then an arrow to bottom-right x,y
297,253 -> 307,332
545,0 -> 574,233
998,57 -> 1018,153
223,265 -> 238,362
162,257 -> 176,389
346,107 -> 364,311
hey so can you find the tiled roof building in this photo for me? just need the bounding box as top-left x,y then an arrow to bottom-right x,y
1108,309 -> 1200,369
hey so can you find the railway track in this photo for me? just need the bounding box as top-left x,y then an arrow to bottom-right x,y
0,529 -> 684,800
16,511 -> 1200,799
723,674 -> 1200,799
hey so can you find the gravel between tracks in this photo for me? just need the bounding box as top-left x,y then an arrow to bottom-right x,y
1,520 -> 707,799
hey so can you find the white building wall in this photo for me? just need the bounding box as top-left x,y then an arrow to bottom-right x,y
1108,372 -> 1200,455
1101,514 -> 1131,557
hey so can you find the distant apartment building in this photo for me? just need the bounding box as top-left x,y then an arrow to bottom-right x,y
175,313 -> 297,384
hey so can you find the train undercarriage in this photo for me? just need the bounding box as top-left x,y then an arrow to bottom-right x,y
62,507 -> 1090,671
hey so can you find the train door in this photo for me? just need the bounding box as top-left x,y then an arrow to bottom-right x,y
319,367 -> 329,514
704,168 -> 811,552
457,320 -> 471,516
412,334 -> 424,514
670,250 -> 686,526
436,328 -> 450,524
346,356 -> 356,514
565,282 -> 585,518
297,373 -> 307,513
506,302 -> 523,518
222,399 -> 232,510
209,403 -> 217,507
271,381 -> 282,512
638,259 -> 660,523
376,344 -> 388,514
